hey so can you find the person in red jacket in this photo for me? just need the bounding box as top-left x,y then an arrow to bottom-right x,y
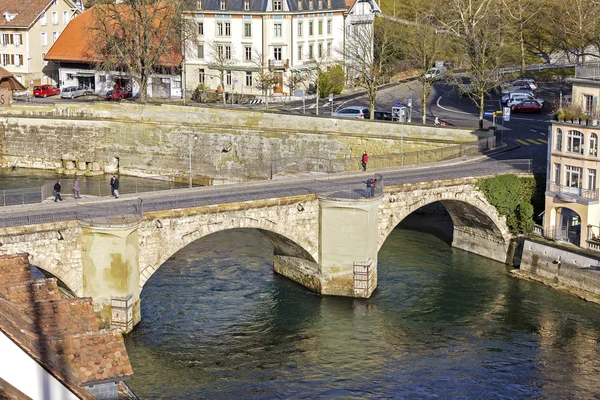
362,151 -> 368,171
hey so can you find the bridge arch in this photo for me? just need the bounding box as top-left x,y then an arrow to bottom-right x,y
138,198 -> 320,290
379,183 -> 511,263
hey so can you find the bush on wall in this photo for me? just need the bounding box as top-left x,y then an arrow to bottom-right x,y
477,174 -> 541,234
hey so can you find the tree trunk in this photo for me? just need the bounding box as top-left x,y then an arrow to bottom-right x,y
220,71 -> 226,105
139,71 -> 148,103
478,95 -> 485,130
315,86 -> 319,115
520,30 -> 526,74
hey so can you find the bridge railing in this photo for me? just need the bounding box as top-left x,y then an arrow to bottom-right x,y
316,174 -> 384,200
75,199 -> 143,228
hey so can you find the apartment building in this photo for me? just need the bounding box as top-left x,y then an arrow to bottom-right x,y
544,63 -> 600,248
184,0 -> 379,97
0,0 -> 81,88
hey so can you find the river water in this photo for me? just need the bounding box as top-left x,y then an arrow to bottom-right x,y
124,227 -> 600,399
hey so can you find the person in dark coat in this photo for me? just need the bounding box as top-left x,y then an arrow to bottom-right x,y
53,180 -> 63,202
110,175 -> 115,196
366,178 -> 372,198
113,177 -> 120,198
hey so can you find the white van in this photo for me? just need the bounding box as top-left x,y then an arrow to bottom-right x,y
503,92 -> 544,107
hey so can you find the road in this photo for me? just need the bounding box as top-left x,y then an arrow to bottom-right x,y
0,158 -> 531,229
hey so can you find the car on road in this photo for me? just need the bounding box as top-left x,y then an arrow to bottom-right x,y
60,86 -> 87,99
501,80 -> 537,94
505,93 -> 544,108
501,89 -> 535,104
105,88 -> 130,101
374,111 -> 393,121
33,84 -> 60,98
424,67 -> 446,80
332,106 -> 369,119
511,99 -> 543,113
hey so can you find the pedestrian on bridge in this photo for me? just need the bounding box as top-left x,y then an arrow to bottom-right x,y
362,151 -> 368,171
53,180 -> 63,202
366,178 -> 372,198
113,177 -> 120,198
72,177 -> 81,199
110,175 -> 116,196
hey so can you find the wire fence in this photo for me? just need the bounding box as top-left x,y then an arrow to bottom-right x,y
75,199 -> 143,228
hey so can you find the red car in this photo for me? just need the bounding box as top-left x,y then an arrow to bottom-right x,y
33,84 -> 60,98
511,100 -> 543,113
105,89 -> 130,101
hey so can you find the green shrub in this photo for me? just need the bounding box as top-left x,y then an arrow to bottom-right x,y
477,174 -> 540,234
318,64 -> 345,97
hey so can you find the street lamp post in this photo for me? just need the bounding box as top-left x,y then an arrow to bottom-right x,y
189,133 -> 198,188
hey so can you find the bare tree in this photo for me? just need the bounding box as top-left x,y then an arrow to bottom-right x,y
502,0 -> 543,73
344,18 -> 402,120
90,0 -> 192,103
207,40 -> 238,105
435,0 -> 505,129
251,48 -> 277,109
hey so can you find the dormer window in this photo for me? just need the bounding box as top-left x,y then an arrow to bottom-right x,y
309,0 -> 313,9
197,0 -> 202,9
298,0 -> 302,10
220,0 -> 226,10
3,12 -> 18,22
244,0 -> 250,10
327,0 -> 331,7
274,0 -> 282,10
318,0 -> 322,8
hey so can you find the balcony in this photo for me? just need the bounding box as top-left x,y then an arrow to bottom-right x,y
269,58 -> 289,70
575,62 -> 600,81
547,182 -> 599,204
348,13 -> 375,24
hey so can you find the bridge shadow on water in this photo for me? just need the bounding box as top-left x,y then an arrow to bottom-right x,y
396,202 -> 454,245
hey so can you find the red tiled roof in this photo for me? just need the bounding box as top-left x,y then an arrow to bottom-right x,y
45,4 -> 182,67
0,0 -> 51,28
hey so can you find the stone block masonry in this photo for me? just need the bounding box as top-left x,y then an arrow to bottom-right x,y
0,103 -> 491,184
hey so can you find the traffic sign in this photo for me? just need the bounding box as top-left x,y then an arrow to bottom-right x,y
234,78 -> 238,84
503,107 -> 511,122
408,98 -> 412,107
328,93 -> 333,102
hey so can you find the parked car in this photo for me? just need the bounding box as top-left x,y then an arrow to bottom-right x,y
511,99 -> 543,113
501,89 -> 535,104
505,93 -> 544,108
105,88 -> 130,101
374,111 -> 393,121
332,106 -> 370,119
60,86 -> 87,99
424,67 -> 446,80
501,80 -> 537,94
33,84 -> 60,98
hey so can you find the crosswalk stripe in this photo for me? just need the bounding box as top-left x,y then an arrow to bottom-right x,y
538,139 -> 548,144
527,139 -> 542,144
516,139 -> 530,145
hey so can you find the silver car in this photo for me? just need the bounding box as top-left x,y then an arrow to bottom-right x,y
60,86 -> 87,99
332,106 -> 370,119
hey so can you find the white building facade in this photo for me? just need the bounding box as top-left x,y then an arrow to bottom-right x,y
184,0 -> 378,98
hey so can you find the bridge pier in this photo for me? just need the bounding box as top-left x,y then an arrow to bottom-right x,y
317,196 -> 381,298
80,224 -> 141,332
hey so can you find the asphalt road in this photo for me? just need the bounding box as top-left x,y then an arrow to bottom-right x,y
0,158 -> 531,228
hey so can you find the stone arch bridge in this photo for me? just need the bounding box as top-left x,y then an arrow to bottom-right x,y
0,176 -> 511,331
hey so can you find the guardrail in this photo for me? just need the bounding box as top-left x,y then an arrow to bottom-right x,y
316,174 -> 384,200
76,199 -> 143,228
575,62 -> 600,80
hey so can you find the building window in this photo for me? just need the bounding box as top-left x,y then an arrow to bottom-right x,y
198,22 -> 204,35
567,130 -> 584,154
15,54 -> 23,66
554,163 -> 561,185
298,21 -> 303,36
273,46 -> 282,60
591,133 -> 598,157
244,0 -> 250,10
199,68 -> 205,84
41,32 -> 47,46
274,0 -> 282,10
318,43 -> 322,58
555,128 -> 562,151
566,165 -> 583,189
217,22 -> 223,36
327,19 -> 331,34
52,12 -> 58,25
274,23 -> 282,37
198,44 -> 204,59
309,43 -> 313,58
63,11 -> 68,25
220,0 -> 226,10
245,71 -> 253,86
51,0 -> 57,5
309,0 -> 313,10
217,45 -> 224,58
584,94 -> 594,115
1,54 -> 8,66
298,0 -> 303,10
327,41 -> 331,56
225,22 -> 231,36
226,71 -> 232,86
309,21 -> 313,35
318,20 -> 323,35
327,0 -> 331,7
298,44 -> 303,60
244,22 -> 252,37
52,31 -> 58,43
245,46 -> 252,60
225,45 -> 231,59
0,34 -> 10,46
42,52 -> 47,66
40,12 -> 47,26
197,0 -> 203,9
589,169 -> 597,191
318,0 -> 323,7
14,34 -> 22,47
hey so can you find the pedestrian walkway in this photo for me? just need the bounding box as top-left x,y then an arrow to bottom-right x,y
515,139 -> 547,146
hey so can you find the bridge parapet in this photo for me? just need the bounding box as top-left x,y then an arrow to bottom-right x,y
316,174 -> 384,200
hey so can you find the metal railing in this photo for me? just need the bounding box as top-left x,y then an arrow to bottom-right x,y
75,199 -> 143,228
547,182 -> 599,203
316,174 -> 383,200
575,62 -> 600,80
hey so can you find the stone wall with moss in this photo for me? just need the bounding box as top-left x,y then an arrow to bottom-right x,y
0,103 -> 490,183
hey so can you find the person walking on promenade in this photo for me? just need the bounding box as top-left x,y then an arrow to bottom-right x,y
53,180 -> 63,202
110,175 -> 115,196
113,176 -> 120,198
366,178 -> 372,198
72,177 -> 81,199
362,151 -> 368,171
